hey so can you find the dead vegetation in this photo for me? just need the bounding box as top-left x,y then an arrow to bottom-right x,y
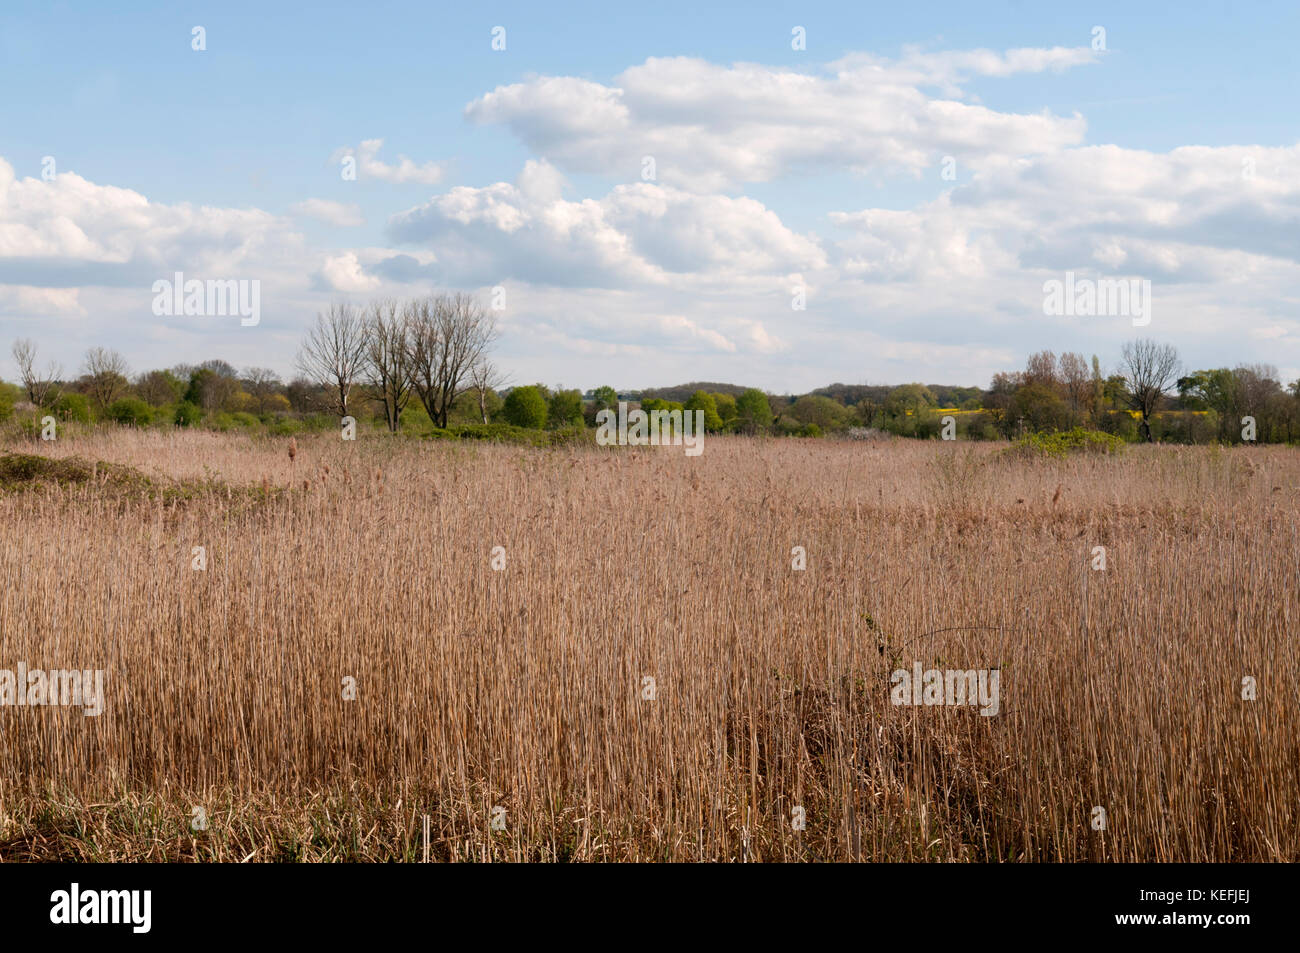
0,430 -> 1296,861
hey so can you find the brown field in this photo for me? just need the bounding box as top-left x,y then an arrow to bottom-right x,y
1,430 -> 1297,861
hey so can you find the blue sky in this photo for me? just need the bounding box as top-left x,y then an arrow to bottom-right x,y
2,0 -> 1298,392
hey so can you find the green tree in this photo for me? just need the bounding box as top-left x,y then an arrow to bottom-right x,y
735,388 -> 773,434
548,388 -> 584,428
789,394 -> 850,431
503,385 -> 548,429
883,383 -> 936,418
684,390 -> 723,431
136,369 -> 185,406
173,401 -> 202,427
107,397 -> 153,426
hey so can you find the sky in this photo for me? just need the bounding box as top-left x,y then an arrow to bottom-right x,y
1,0 -> 1298,394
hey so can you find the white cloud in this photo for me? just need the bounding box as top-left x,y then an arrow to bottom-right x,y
465,49 -> 1094,191
831,144 -> 1300,283
291,198 -> 365,227
318,251 -> 381,293
387,159 -> 827,288
332,139 -> 445,185
0,158 -> 297,273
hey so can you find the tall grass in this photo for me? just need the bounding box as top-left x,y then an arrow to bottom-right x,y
0,430 -> 1296,861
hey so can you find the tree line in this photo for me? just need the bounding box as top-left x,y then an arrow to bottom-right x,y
3,312 -> 1299,445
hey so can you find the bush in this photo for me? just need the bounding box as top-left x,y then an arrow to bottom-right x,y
107,397 -> 153,427
266,415 -> 305,436
427,423 -> 589,447
174,402 -> 202,427
547,389 -> 584,428
1009,427 -> 1126,459
0,382 -> 20,421
52,393 -> 92,423
503,386 -> 548,429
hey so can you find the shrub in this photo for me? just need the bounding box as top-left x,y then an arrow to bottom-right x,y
52,392 -> 92,423
427,423 -> 590,447
107,397 -> 153,427
547,389 -> 584,428
1009,427 -> 1126,459
503,386 -> 548,429
174,402 -> 202,427
0,382 -> 20,421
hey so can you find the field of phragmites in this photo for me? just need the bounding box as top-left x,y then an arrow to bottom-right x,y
0,429 -> 1297,861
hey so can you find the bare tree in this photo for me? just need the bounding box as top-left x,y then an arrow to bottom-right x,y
296,301 -> 368,418
11,338 -> 61,405
467,359 -> 508,424
242,367 -> 283,415
1121,339 -> 1181,442
364,299 -> 414,432
81,346 -> 130,409
1059,352 -> 1092,423
405,293 -> 497,429
1024,350 -> 1060,390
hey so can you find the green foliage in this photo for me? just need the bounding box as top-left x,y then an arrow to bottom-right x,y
884,383 -> 936,417
503,386 -> 548,429
735,388 -> 773,434
427,423 -> 588,447
640,397 -> 684,414
1010,427 -> 1126,459
173,401 -> 202,427
547,388 -> 584,428
52,392 -> 92,423
0,382 -> 19,421
136,369 -> 186,406
711,392 -> 737,422
684,390 -> 724,431
590,386 -> 618,410
789,394 -> 850,431
106,397 -> 153,426
1010,382 -> 1071,433
266,415 -> 305,436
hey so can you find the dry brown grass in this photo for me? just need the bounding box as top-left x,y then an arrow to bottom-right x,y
1,429 -> 1297,861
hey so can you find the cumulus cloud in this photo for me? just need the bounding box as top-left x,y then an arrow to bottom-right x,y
465,49 -> 1094,191
291,198 -> 365,227
387,159 -> 827,287
831,144 -> 1300,283
314,247 -> 438,291
317,251 -> 381,293
331,139 -> 445,185
0,158 -> 297,275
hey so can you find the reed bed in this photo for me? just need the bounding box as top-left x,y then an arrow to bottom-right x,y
0,430 -> 1296,861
